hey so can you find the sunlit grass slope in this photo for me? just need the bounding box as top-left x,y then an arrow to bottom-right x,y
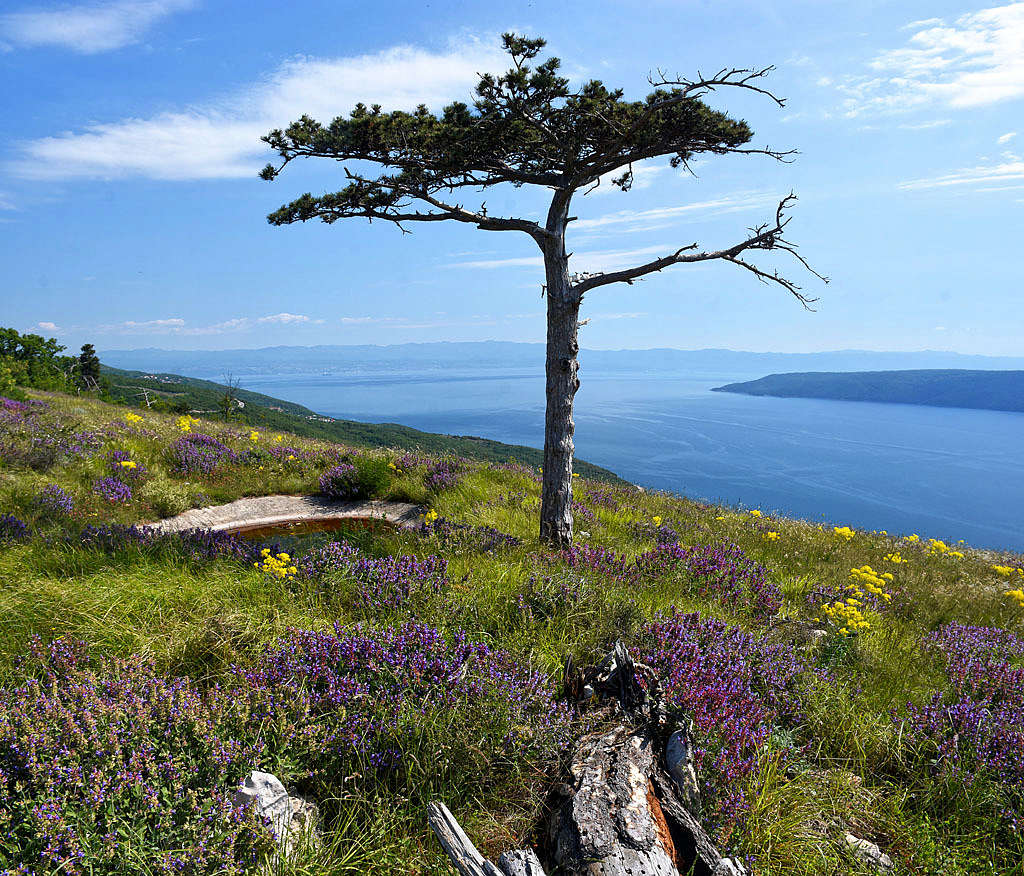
0,391 -> 1022,876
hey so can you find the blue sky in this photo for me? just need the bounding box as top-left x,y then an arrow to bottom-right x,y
1,0 -> 1021,354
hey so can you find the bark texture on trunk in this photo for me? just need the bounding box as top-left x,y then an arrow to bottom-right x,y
540,191 -> 580,547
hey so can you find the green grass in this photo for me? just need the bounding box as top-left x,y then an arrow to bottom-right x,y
1,390 -> 1023,875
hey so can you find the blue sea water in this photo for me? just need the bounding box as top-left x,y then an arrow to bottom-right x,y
230,367 -> 1024,552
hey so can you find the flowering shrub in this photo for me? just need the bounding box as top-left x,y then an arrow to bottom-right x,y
168,433 -> 237,476
319,462 -> 360,499
420,515 -> 522,553
638,611 -> 807,839
636,541 -> 782,618
560,543 -> 637,583
255,547 -> 298,580
107,449 -> 148,483
92,476 -> 132,504
241,621 -> 573,775
0,513 -> 29,542
300,541 -> 447,609
903,623 -> 1024,822
424,459 -> 463,492
34,483 -> 74,517
74,524 -> 259,565
0,637 -> 274,875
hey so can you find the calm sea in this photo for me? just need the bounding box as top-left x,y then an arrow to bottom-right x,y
228,368 -> 1024,552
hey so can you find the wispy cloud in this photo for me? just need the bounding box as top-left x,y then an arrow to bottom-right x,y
899,156 -> 1024,191
589,312 -> 647,321
583,163 -> 674,196
571,192 -> 778,235
91,313 -> 324,335
10,37 -> 505,180
839,2 -> 1024,116
448,243 -> 674,274
1,0 -> 195,54
0,192 -> 15,210
998,131 -> 1018,143
36,321 -> 62,332
257,312 -> 321,325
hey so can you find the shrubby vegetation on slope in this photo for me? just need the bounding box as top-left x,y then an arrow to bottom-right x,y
1,391 -> 1022,875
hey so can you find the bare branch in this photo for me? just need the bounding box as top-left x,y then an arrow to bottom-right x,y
571,194 -> 826,309
650,65 -> 787,107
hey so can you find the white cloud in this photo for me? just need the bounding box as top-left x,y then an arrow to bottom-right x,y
36,321 -> 61,332
92,313 -> 323,334
840,2 -> 1024,116
899,157 -> 1024,190
589,312 -> 647,321
1,0 -> 195,54
119,317 -> 186,330
0,192 -> 14,210
449,243 -> 673,274
998,131 -> 1018,143
583,163 -> 673,196
10,37 -> 505,181
571,192 -> 778,235
257,312 -> 320,325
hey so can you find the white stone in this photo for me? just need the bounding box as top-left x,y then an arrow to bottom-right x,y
845,833 -> 894,872
235,771 -> 292,846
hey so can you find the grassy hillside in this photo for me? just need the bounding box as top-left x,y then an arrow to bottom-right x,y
1,391 -> 1022,875
102,365 -> 624,483
713,369 -> 1024,414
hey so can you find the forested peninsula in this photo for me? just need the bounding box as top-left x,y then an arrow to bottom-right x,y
712,369 -> 1024,413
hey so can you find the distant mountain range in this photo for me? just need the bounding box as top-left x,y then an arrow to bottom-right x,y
713,370 -> 1024,414
100,342 -> 1024,379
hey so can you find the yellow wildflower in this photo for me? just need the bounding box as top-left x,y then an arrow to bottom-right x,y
653,516 -> 663,527
884,553 -> 906,564
249,431 -> 259,442
124,412 -> 143,424
992,565 -> 1015,578
424,509 -> 439,525
749,510 -> 763,518
1005,588 -> 1024,608
833,526 -> 855,541
764,531 -> 780,541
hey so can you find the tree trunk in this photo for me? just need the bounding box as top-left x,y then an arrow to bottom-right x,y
540,195 -> 580,547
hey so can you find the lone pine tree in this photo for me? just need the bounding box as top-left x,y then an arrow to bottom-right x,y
261,34 -> 825,546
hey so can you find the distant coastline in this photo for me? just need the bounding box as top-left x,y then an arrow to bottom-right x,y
712,369 -> 1024,414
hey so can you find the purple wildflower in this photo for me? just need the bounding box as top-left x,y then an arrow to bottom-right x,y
167,433 -> 237,476
34,484 -> 75,517
92,477 -> 132,504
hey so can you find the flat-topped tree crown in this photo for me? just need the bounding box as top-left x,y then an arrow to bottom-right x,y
262,34 -> 825,546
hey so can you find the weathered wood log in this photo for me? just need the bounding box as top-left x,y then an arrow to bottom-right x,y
496,848 -> 548,876
548,725 -> 679,875
427,802 -> 504,876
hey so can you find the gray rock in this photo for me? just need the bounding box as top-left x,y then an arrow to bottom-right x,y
845,833 -> 894,872
234,771 -> 320,859
286,795 -> 320,854
235,771 -> 292,844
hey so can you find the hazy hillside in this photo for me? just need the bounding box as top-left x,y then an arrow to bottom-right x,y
102,366 -> 624,483
713,369 -> 1024,413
